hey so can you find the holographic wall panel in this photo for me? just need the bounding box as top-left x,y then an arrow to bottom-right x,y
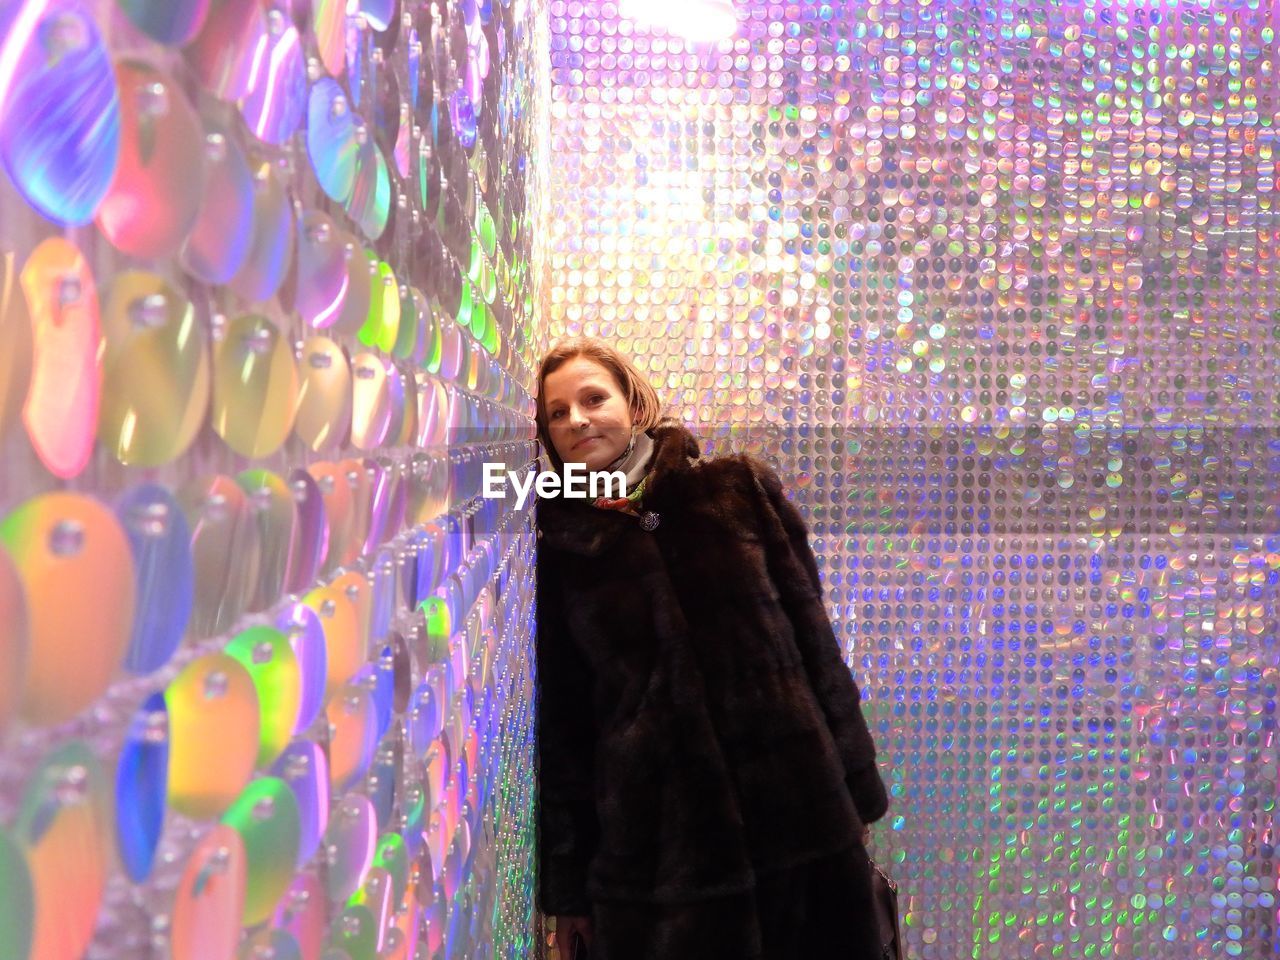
548,1 -> 1279,957
0,0 -> 550,958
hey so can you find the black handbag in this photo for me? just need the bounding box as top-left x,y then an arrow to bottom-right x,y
869,852 -> 904,960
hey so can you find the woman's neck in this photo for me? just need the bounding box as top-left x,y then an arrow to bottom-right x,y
603,429 -> 656,489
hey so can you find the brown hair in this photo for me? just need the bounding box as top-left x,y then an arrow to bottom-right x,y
535,336 -> 665,472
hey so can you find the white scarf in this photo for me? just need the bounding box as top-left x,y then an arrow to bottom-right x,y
602,429 -> 656,491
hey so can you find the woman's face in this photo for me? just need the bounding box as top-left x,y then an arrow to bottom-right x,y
543,356 -> 634,471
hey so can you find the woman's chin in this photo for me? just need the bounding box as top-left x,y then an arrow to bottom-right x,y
557,443 -> 622,473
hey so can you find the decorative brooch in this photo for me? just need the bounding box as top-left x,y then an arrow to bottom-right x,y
591,473 -> 661,531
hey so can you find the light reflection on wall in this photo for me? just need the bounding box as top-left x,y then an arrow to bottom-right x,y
547,1 -> 1280,957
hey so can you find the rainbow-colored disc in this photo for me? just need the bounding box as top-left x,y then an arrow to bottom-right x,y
302,581 -> 361,699
95,60 -> 205,260
330,568 -> 373,657
324,794 -> 376,901
220,776 -> 300,926
236,469 -> 296,612
225,624 -> 301,767
179,117 -> 254,284
346,138 -> 392,241
115,483 -> 191,673
276,602 -> 329,734
0,0 -> 121,225
312,0 -> 346,77
307,78 -> 360,205
0,492 -> 134,727
98,271 -> 210,468
358,258 -> 401,353
164,652 -> 259,819
179,474 -> 261,639
229,160 -> 295,303
211,314 -> 299,459
295,336 -> 353,454
351,352 -> 393,451
333,231 -> 375,336
183,0 -> 264,101
239,10 -> 306,145
332,904 -> 377,960
307,461 -> 353,575
0,828 -> 33,960
273,873 -> 326,960
115,0 -> 210,45
295,210 -> 351,330
169,824 -> 246,960
15,742 -> 110,960
339,459 -> 373,566
271,740 -> 329,868
325,681 -> 378,795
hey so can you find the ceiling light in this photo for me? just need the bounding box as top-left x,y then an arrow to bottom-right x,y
619,0 -> 737,44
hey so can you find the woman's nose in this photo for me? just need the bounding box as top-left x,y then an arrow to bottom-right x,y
568,407 -> 589,429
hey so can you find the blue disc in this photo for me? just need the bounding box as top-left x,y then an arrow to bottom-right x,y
373,645 -> 395,741
355,661 -> 393,745
358,0 -> 395,32
407,28 -> 420,110
413,530 -> 435,605
0,0 -> 121,225
114,693 -> 169,883
306,77 -> 358,204
449,88 -> 477,152
400,531 -> 424,609
116,485 -> 194,675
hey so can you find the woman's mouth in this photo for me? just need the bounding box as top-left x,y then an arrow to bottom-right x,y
573,436 -> 601,450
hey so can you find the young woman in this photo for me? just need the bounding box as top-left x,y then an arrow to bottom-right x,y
534,336 -> 890,960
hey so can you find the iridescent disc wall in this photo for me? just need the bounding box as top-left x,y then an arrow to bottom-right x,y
548,1 -> 1279,957
0,0 -> 550,957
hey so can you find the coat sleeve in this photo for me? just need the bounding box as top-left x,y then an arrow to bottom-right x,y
534,551 -> 600,916
744,456 -> 890,825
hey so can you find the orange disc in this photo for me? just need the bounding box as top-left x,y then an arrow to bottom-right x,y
19,238 -> 101,479
0,493 -> 134,726
165,653 -> 260,819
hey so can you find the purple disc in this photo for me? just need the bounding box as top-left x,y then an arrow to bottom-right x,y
0,0 -> 121,225
240,11 -> 306,145
286,468 -> 328,594
270,739 -> 329,868
276,602 -> 327,735
362,458 -> 391,556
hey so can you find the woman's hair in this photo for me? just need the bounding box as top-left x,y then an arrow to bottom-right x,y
535,336 -> 665,472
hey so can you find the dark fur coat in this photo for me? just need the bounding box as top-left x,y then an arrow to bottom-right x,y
534,418 -> 889,917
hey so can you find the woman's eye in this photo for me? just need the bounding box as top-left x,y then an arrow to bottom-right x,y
550,410 -> 563,420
